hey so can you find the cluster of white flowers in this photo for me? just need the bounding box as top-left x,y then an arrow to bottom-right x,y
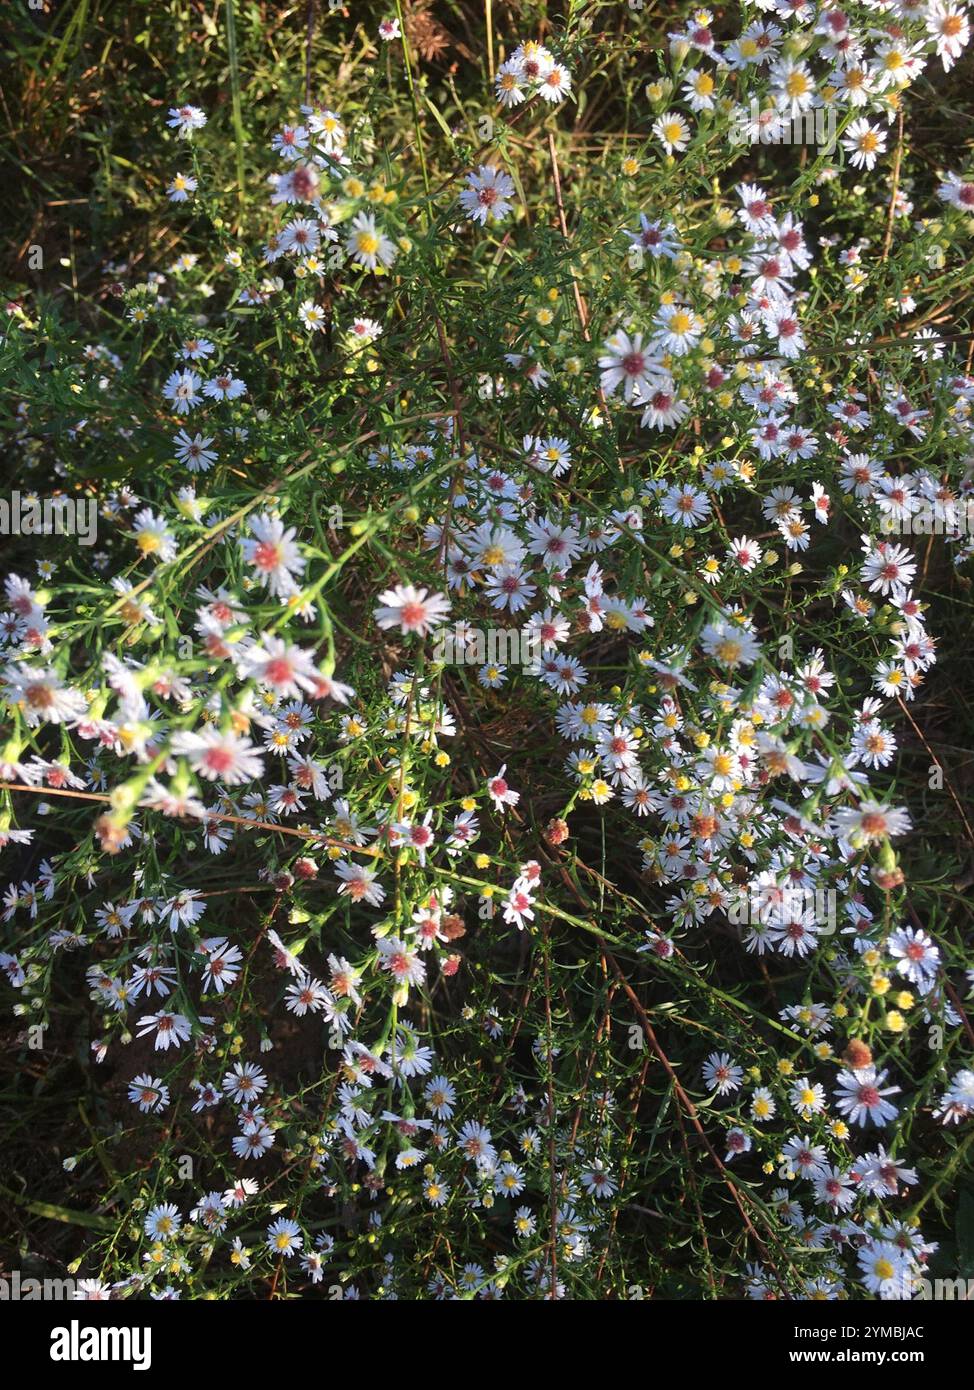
3,4 -> 974,1303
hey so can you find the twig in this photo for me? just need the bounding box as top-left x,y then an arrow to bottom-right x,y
305,0 -> 317,108
0,781 -> 379,857
881,110 -> 905,263
896,697 -> 974,846
602,947 -> 791,1293
540,923 -> 560,1300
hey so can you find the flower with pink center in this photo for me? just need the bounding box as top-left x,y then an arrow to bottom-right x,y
502,888 -> 535,930
377,936 -> 426,990
238,634 -> 322,698
392,811 -> 436,868
374,583 -> 451,637
728,536 -> 763,572
834,1066 -> 901,1128
170,728 -> 265,785
458,165 -> 516,226
598,329 -> 663,403
486,764 -> 520,812
334,859 -> 386,908
136,1010 -> 193,1051
241,513 -> 306,600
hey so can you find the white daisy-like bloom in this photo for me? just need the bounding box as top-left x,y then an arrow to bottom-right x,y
640,380 -> 689,431
285,974 -> 333,1016
495,58 -> 527,107
203,370 -> 246,402
200,939 -> 243,994
127,1074 -> 171,1113
241,512 -> 306,599
166,171 -> 197,202
727,535 -> 763,572
348,316 -> 382,346
782,1134 -> 828,1178
537,63 -> 572,103
299,300 -> 327,332
374,583 -> 451,636
523,607 -> 570,651
834,1066 -> 901,1127
842,118 -> 887,170
832,799 -> 912,845
769,57 -> 816,117
653,302 -> 702,356
459,165 -> 516,225
481,563 -> 535,613
236,635 -> 322,698
701,618 -> 761,669
598,329 -> 664,403
736,182 -> 776,235
789,1076 -> 826,1118
887,925 -> 940,986
344,212 -> 398,271
266,1217 -> 303,1257
173,428 -> 217,471
626,214 -> 680,261
144,1202 -> 182,1240
724,1127 -> 752,1161
136,1010 -> 193,1051
456,1119 -> 496,1170
486,764 -> 520,811
682,68 -> 716,111
857,1241 -> 915,1299
222,1061 -> 268,1103
833,64 -> 874,107
279,217 -> 320,256
936,1069 -> 974,1122
702,1051 -> 744,1094
938,171 -> 974,213
166,103 -> 207,137
170,728 -> 266,785
652,111 -> 690,154
377,936 -> 427,989
660,483 -> 711,528
271,124 -> 309,160
131,507 -> 177,562
860,541 -> 917,596
527,435 -> 572,477
306,106 -> 345,154
162,367 -> 202,414
333,859 -> 386,907
927,2 -> 970,70
2,663 -> 87,727
871,39 -> 926,92
512,39 -> 554,83
765,305 -> 805,358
